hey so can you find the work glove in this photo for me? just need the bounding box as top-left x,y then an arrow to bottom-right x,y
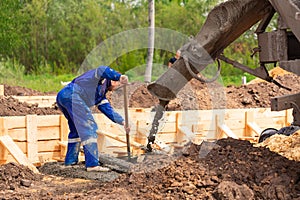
120,75 -> 128,84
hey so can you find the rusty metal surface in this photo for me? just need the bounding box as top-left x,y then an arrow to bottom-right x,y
269,0 -> 300,41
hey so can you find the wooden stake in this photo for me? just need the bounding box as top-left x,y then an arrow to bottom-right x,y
0,85 -> 3,96
0,117 -> 8,163
59,115 -> 69,141
26,115 -> 38,163
59,115 -> 69,158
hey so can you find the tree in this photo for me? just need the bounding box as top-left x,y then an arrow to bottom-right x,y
0,0 -> 24,59
144,0 -> 155,83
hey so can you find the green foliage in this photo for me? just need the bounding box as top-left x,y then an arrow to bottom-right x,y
0,0 -> 279,90
0,59 -> 75,92
0,0 -> 24,58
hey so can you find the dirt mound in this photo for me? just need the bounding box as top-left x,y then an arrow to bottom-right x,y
1,138 -> 299,199
128,73 -> 300,110
0,162 -> 42,191
255,131 -> 300,161
1,73 -> 300,116
247,67 -> 291,84
3,84 -> 56,96
0,96 -> 62,116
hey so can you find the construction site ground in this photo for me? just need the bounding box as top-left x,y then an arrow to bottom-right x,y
0,69 -> 300,199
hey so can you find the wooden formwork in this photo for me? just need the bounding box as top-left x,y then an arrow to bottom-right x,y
0,85 -> 56,108
12,96 -> 57,108
0,107 -> 293,171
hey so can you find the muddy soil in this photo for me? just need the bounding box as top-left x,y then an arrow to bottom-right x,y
0,138 -> 299,199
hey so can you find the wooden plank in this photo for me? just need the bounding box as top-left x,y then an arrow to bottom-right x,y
218,124 -> 239,139
0,143 -> 8,164
135,120 -> 147,144
177,126 -> 196,144
6,151 -> 61,164
38,140 -> 61,152
0,117 -> 8,136
60,115 -> 68,142
256,108 -> 286,117
8,128 -> 26,141
285,109 -> 293,126
5,116 -> 26,129
156,133 -> 177,143
8,127 -> 60,141
160,122 -> 176,133
255,116 -> 286,129
12,95 -> 56,100
26,115 -> 38,162
135,121 -> 176,134
38,126 -> 60,140
14,140 -> 61,153
97,130 -> 145,148
0,85 -> 4,96
0,117 -> 8,163
177,110 -> 215,123
12,96 -> 56,108
0,135 -> 39,173
247,122 -> 263,136
37,115 -> 60,127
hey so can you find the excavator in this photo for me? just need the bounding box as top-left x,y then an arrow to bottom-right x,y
146,0 -> 300,151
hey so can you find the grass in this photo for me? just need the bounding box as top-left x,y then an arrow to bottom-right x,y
0,60 -> 256,92
0,60 -> 75,92
0,73 -> 75,93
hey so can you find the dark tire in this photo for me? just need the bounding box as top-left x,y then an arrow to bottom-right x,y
277,125 -> 300,136
258,128 -> 278,143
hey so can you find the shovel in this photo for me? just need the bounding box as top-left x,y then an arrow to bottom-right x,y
123,84 -> 131,160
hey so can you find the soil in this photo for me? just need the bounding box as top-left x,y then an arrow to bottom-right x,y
1,72 -> 300,116
0,70 -> 300,199
1,139 -> 299,199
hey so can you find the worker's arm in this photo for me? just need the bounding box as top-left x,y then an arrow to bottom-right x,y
97,99 -> 124,125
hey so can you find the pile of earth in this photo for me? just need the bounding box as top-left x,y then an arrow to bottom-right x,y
255,131 -> 300,161
1,71 -> 300,116
0,138 -> 299,199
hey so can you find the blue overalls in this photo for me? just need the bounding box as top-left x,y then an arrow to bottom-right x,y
56,66 -> 124,167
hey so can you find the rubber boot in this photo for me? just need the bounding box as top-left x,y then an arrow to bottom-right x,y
83,142 -> 99,168
65,142 -> 81,166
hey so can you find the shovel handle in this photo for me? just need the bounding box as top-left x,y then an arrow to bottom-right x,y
123,84 -> 131,158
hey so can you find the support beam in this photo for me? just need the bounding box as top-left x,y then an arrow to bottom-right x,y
0,85 -> 4,96
0,135 -> 39,173
245,111 -> 262,137
216,115 -> 238,139
26,115 -> 38,163
218,124 -> 239,139
0,117 -> 8,164
59,115 -> 68,158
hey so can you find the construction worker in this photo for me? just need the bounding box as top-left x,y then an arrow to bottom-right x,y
168,50 -> 181,68
56,66 -> 129,172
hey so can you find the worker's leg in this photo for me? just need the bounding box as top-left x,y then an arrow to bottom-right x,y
71,101 -> 99,167
57,88 -> 101,168
64,115 -> 81,166
57,89 -> 81,166
62,94 -> 100,168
